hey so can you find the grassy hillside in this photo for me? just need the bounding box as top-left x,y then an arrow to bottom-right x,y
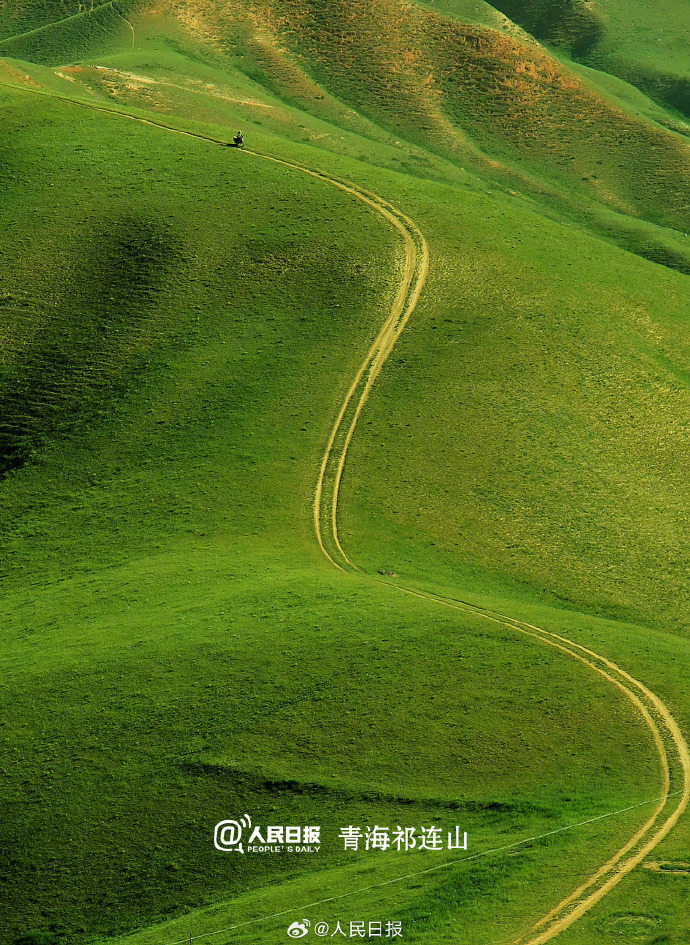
0,0 -> 140,64
0,88 -> 668,944
1,2 -> 690,945
144,0 -> 690,282
341,180 -> 690,631
480,0 -> 690,119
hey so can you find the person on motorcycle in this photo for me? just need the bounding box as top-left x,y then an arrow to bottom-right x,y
234,131 -> 244,147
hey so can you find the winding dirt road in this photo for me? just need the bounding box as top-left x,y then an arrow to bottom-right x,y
2,76 -> 689,944
303,145 -> 690,943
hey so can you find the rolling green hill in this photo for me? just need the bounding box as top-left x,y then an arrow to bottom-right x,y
1,2 -> 689,945
479,0 -> 690,119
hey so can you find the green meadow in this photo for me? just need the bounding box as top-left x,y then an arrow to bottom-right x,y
1,2 -> 689,945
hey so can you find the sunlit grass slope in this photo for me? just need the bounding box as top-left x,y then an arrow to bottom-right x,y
0,87 -> 672,945
341,181 -> 690,632
0,0 -> 127,37
0,0 -> 140,64
479,0 -> 690,120
155,0 -> 689,228
4,0 -> 689,260
143,0 -> 690,284
1,2 -> 690,945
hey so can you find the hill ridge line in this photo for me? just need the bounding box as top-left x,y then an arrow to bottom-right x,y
0,0 -> 118,47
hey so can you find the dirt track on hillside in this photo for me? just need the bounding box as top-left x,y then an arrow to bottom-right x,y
2,76 -> 688,944
291,122 -> 689,943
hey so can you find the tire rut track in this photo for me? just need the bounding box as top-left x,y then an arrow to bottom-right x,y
304,127 -> 689,941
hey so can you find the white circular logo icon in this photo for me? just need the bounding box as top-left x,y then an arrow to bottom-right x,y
287,920 -> 311,938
